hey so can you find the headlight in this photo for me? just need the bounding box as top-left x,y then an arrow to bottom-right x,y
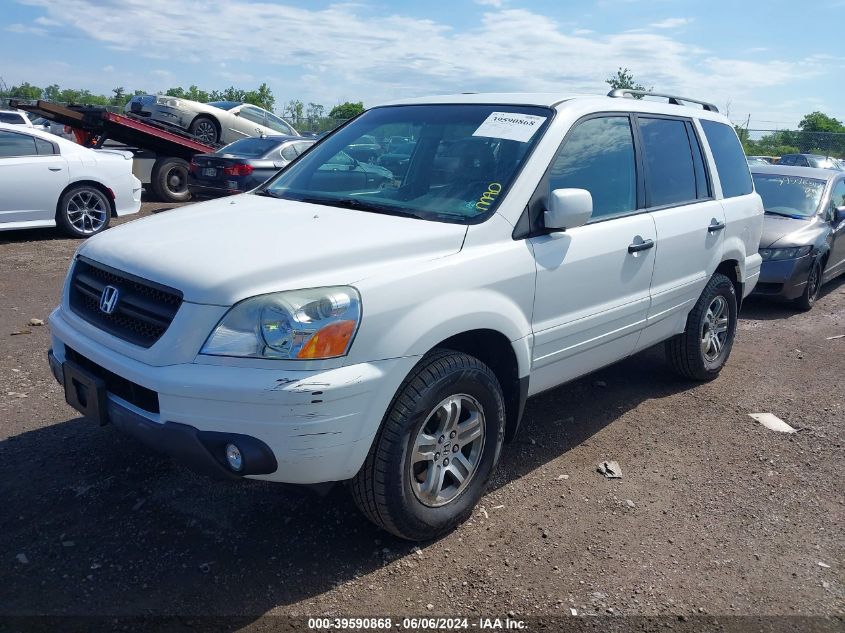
759,246 -> 812,261
156,96 -> 183,109
201,286 -> 361,360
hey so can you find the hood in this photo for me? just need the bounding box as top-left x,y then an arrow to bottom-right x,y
760,213 -> 823,248
78,194 -> 467,305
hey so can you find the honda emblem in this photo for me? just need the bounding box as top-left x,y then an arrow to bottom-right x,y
99,285 -> 120,315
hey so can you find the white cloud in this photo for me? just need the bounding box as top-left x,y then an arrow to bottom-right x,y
6,0 -> 833,125
6,22 -> 47,36
102,65 -> 114,72
475,0 -> 505,6
650,17 -> 692,29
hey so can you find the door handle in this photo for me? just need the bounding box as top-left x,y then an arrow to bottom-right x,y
708,221 -> 726,233
628,239 -> 654,253
48,167 -> 62,172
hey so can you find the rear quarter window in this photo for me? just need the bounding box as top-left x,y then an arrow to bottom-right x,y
701,120 -> 753,198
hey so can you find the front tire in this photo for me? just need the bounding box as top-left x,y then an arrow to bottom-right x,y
56,185 -> 111,238
188,116 -> 219,145
351,350 -> 505,541
666,272 -> 737,381
795,259 -> 822,311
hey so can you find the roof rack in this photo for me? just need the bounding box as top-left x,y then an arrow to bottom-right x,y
607,89 -> 719,113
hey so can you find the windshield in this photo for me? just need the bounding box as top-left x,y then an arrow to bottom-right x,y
752,174 -> 826,218
216,137 -> 284,157
260,104 -> 552,223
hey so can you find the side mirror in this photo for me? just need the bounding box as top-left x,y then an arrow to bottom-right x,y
544,188 -> 593,232
835,206 -> 845,223
233,111 -> 240,116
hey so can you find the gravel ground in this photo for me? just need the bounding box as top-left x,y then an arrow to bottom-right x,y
0,199 -> 843,625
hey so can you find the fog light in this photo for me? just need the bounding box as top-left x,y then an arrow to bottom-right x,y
225,443 -> 243,472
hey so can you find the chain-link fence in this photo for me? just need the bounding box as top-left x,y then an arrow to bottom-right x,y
740,128 -> 845,159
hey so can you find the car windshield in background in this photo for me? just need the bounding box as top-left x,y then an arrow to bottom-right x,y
752,174 -> 826,218
261,104 -> 553,223
217,137 -> 284,157
207,101 -> 240,111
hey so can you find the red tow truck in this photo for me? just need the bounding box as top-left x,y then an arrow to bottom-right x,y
11,100 -> 220,203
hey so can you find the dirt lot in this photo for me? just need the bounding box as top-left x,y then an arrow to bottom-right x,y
1,200 -> 843,625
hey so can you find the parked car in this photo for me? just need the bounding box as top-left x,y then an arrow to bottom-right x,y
29,116 -> 77,141
0,123 -> 141,237
47,91 -> 762,540
189,136 -> 314,198
747,156 -> 770,166
124,95 -> 299,145
377,140 -> 416,180
778,153 -> 844,170
315,150 -> 393,190
345,134 -> 381,163
0,110 -> 32,127
750,165 -> 845,309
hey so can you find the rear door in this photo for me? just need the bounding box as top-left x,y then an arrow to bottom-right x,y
634,115 -> 725,350
230,105 -> 267,139
529,114 -> 657,393
0,130 -> 68,224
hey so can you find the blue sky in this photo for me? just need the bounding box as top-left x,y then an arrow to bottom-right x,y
2,0 -> 843,128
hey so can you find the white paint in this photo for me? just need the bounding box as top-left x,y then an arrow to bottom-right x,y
749,413 -> 796,434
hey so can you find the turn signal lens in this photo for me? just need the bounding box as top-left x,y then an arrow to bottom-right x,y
297,320 -> 356,359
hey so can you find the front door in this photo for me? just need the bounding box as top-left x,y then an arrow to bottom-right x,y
529,114 -> 656,395
825,178 -> 845,279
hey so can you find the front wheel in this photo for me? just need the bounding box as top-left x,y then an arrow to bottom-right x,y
795,259 -> 822,311
351,350 -> 505,540
666,272 -> 738,381
188,116 -> 219,145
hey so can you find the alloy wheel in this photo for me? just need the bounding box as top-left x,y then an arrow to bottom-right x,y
66,190 -> 108,235
700,295 -> 729,362
409,394 -> 485,508
193,120 -> 217,144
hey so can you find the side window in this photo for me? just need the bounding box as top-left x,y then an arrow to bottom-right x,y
280,143 -> 298,160
0,131 -> 38,157
293,141 -> 313,155
700,120 -> 753,199
831,180 -> 845,217
638,117 -> 699,207
265,112 -> 294,135
548,116 -> 637,219
35,137 -> 57,155
238,106 -> 266,126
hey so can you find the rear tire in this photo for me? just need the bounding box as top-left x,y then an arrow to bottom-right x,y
666,272 -> 737,381
188,116 -> 219,145
150,157 -> 191,203
795,259 -> 822,311
351,350 -> 506,541
56,185 -> 111,238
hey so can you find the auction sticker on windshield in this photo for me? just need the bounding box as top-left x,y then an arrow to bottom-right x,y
472,112 -> 547,142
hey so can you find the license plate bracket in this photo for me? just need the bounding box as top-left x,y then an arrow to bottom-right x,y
63,360 -> 108,426
202,167 -> 217,177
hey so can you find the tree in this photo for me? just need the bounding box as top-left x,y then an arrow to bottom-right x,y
283,99 -> 304,119
798,111 -> 845,134
329,101 -> 364,120
111,86 -> 127,106
244,83 -> 274,111
9,82 -> 42,100
605,68 -> 650,98
43,84 -> 61,101
306,102 -> 325,120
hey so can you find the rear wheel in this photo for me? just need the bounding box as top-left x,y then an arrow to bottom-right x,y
666,272 -> 737,381
56,185 -> 111,238
351,350 -> 505,541
189,116 -> 219,144
150,157 -> 191,202
795,259 -> 822,311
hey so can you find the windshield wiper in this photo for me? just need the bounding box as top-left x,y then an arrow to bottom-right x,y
252,189 -> 282,198
764,209 -> 807,219
296,196 -> 427,220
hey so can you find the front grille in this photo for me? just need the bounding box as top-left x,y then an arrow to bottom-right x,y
65,347 -> 160,414
68,257 -> 183,348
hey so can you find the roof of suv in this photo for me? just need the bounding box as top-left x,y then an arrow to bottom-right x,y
379,92 -> 730,123
750,165 -> 840,181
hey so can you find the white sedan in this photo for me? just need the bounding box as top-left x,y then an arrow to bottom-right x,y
125,96 -> 299,145
0,123 -> 142,237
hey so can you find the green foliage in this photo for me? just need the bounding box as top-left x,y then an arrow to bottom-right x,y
8,81 -> 42,99
283,99 -> 304,119
165,85 -> 211,103
798,111 -> 845,134
329,101 -> 364,120
605,68 -> 651,98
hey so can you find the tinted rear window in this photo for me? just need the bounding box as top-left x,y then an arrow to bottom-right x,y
639,117 -> 700,207
0,112 -> 26,124
701,120 -> 753,198
216,138 -> 283,157
207,101 -> 240,111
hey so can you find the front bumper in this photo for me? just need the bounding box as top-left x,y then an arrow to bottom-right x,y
49,307 -> 419,484
751,253 -> 813,300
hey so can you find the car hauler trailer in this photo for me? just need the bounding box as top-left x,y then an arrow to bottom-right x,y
11,100 -> 220,203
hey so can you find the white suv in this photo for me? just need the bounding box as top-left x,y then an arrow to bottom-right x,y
48,90 -> 763,540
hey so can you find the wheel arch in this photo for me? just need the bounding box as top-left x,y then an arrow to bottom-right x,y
715,259 -> 742,300
57,180 -> 117,217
